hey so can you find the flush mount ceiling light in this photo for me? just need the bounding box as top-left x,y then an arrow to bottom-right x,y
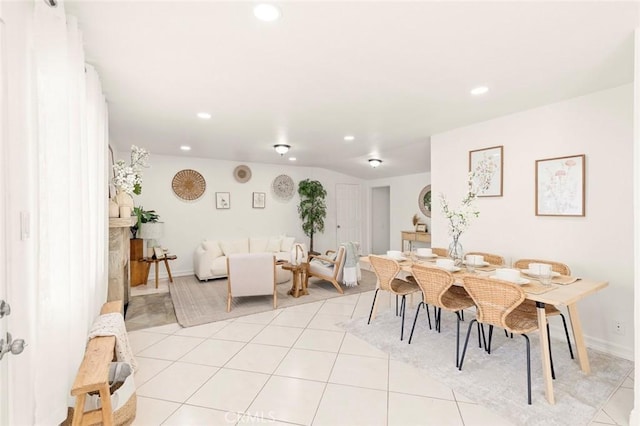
196,112 -> 211,119
180,145 -> 191,151
470,86 -> 489,96
273,144 -> 291,155
368,159 -> 382,168
254,3 -> 281,22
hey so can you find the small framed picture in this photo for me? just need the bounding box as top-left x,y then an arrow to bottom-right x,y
535,154 -> 585,216
415,223 -> 427,233
469,145 -> 503,197
252,192 -> 266,208
216,192 -> 230,209
153,247 -> 165,259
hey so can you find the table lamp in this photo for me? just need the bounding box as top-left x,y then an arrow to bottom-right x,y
138,222 -> 164,258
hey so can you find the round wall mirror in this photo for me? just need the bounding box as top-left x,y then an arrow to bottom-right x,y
418,185 -> 432,217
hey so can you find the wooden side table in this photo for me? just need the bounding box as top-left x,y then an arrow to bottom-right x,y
281,262 -> 308,298
140,255 -> 177,288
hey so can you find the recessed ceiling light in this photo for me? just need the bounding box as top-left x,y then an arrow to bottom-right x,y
180,145 -> 191,151
344,135 -> 355,141
197,112 -> 211,119
254,4 -> 281,22
288,157 -> 296,161
470,86 -> 489,96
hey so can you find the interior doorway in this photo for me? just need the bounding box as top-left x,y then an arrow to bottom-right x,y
371,186 -> 390,255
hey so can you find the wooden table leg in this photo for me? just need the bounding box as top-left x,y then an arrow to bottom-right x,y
536,302 -> 555,404
154,261 -> 159,289
293,272 -> 300,298
163,258 -> 174,283
300,269 -> 308,295
567,303 -> 590,373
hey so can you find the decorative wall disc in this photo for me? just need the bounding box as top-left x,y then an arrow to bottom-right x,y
233,165 -> 252,183
172,169 -> 206,201
272,174 -> 295,201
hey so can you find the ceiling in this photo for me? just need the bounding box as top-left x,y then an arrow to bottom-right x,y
65,1 -> 638,179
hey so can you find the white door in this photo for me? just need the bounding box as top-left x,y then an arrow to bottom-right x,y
371,186 -> 390,254
336,184 -> 361,246
0,15 -> 8,423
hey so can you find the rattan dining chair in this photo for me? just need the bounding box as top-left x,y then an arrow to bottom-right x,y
513,258 -> 574,359
431,247 -> 449,257
465,251 -> 505,266
408,264 -> 475,367
368,255 -> 421,341
459,275 -> 554,405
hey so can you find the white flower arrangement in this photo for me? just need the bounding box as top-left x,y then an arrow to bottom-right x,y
113,145 -> 149,195
440,169 -> 494,239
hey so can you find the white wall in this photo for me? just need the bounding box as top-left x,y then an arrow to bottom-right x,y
129,154 -> 365,277
431,84 -> 634,359
366,172 -> 431,253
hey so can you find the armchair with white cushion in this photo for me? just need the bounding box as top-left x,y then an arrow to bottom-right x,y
305,246 -> 346,294
226,253 -> 277,312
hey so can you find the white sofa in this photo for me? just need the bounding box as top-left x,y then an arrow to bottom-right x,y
194,236 -> 296,283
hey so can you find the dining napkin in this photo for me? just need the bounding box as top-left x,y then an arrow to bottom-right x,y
521,282 -> 556,295
552,275 -> 580,285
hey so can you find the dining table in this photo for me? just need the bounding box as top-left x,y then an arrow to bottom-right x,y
359,254 -> 609,404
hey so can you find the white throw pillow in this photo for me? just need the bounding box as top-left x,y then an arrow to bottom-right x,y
220,239 -> 249,255
201,240 -> 223,258
280,236 -> 296,252
250,237 -> 269,253
266,237 -> 282,252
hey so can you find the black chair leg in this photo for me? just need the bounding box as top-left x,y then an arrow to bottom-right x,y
408,302 -> 423,344
400,295 -> 407,340
425,303 -> 432,330
436,308 -> 442,333
547,323 -> 556,380
458,319 -> 478,371
559,313 -> 574,359
455,311 -> 463,367
486,325 -> 494,354
367,289 -> 380,324
523,334 -> 532,405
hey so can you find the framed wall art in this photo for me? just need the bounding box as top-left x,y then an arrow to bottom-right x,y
535,154 -> 585,216
252,192 -> 266,209
216,192 -> 230,209
469,145 -> 503,197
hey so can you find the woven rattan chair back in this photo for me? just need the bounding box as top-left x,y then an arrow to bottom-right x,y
465,252 -> 505,266
513,259 -> 571,275
462,276 -> 525,328
431,247 -> 449,257
369,255 -> 401,292
410,264 -> 454,307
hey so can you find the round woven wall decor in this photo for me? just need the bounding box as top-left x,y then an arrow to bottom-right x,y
233,165 -> 252,183
272,174 -> 295,201
172,169 -> 206,201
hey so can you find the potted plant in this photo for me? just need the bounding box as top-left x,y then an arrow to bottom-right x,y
131,207 -> 159,239
297,179 -> 327,254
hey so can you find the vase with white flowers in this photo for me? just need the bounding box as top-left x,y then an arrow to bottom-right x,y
440,169 -> 494,265
112,145 -> 149,218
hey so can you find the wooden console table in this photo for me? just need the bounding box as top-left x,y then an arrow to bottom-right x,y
401,231 -> 431,252
140,255 -> 177,288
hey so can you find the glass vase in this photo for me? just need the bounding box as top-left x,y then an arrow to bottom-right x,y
448,236 -> 464,266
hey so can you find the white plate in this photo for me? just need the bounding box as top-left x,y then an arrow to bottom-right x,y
416,253 -> 438,259
490,275 -> 530,285
521,269 -> 561,278
437,266 -> 461,272
462,260 -> 490,266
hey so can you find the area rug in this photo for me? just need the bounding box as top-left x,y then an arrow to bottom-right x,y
341,310 -> 632,426
125,292 -> 177,331
169,269 -> 377,327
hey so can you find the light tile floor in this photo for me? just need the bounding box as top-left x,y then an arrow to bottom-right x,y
129,283 -> 634,425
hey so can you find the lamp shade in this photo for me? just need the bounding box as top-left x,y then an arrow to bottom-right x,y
138,222 -> 164,240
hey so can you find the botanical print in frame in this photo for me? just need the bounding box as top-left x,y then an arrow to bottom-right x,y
216,192 -> 230,209
535,154 -> 585,216
469,145 -> 503,197
252,192 -> 266,209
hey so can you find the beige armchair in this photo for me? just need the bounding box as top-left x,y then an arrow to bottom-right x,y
226,253 -> 277,312
305,246 -> 346,294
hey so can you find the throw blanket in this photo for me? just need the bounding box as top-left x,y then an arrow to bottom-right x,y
88,313 -> 138,373
341,242 -> 360,287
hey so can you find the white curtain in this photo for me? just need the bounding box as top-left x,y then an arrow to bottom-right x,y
32,0 -> 108,423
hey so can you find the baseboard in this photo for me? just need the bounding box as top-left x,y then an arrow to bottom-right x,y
147,268 -> 195,281
545,322 -> 633,361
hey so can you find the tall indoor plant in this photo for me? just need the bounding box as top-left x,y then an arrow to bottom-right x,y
297,179 -> 327,254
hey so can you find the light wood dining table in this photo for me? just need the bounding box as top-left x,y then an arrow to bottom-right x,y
359,255 -> 609,404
